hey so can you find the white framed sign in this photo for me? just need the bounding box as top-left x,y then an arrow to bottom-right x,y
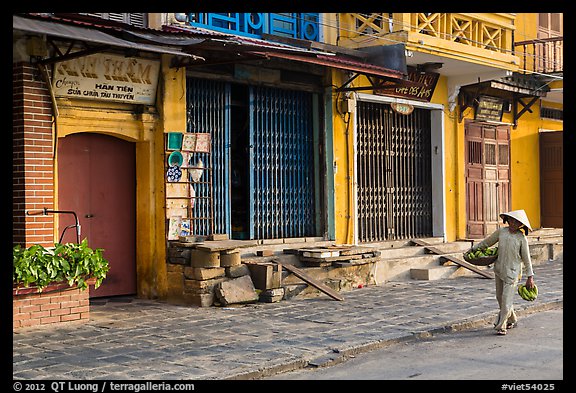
52,53 -> 160,105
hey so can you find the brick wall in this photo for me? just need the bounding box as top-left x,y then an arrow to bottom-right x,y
12,61 -> 55,247
13,284 -> 91,329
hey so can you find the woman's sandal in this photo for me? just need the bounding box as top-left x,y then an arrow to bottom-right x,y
506,322 -> 517,329
496,329 -> 507,335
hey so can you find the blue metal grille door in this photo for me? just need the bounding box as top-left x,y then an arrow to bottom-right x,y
249,86 -> 316,239
186,78 -> 230,236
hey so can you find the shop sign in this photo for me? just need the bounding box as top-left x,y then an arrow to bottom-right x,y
52,53 -> 160,105
475,95 -> 504,122
375,68 -> 439,102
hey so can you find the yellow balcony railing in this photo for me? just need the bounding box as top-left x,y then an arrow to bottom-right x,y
335,13 -> 518,70
340,13 -> 514,53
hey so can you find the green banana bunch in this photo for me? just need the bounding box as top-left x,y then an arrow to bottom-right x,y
464,246 -> 498,260
517,284 -> 538,301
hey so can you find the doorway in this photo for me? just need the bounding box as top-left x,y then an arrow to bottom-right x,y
539,131 -> 563,227
57,132 -> 136,297
186,77 -> 319,240
230,84 -> 250,239
356,101 -> 434,242
465,122 -> 511,238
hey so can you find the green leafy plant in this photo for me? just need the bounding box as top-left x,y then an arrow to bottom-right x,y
13,239 -> 109,292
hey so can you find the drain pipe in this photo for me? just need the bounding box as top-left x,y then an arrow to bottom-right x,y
36,62 -> 59,159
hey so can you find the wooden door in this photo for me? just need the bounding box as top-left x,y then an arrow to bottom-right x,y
465,123 -> 510,238
540,131 -> 563,227
57,133 -> 136,298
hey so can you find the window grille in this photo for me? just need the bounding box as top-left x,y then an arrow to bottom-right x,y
540,107 -> 563,121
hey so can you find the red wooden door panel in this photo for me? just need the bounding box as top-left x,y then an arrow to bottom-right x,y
57,133 -> 136,297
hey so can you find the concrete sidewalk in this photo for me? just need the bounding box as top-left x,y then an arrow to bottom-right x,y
12,258 -> 563,380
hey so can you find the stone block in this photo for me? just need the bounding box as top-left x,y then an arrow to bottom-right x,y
208,233 -> 229,241
247,263 -> 282,290
184,277 -> 227,294
167,245 -> 192,265
181,292 -> 215,307
190,249 -> 220,268
410,266 -> 453,280
214,275 -> 259,306
166,263 -> 184,273
226,264 -> 251,278
259,287 -> 285,303
184,267 -> 226,281
166,270 -> 185,303
220,252 -> 241,267
256,249 -> 274,257
168,256 -> 188,265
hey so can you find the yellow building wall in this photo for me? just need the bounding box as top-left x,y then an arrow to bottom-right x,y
433,76 -> 461,242
53,54 -> 185,300
331,69 -> 355,245
505,110 -> 541,229
515,13 -> 538,41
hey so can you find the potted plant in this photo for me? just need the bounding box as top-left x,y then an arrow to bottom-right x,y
13,239 -> 109,294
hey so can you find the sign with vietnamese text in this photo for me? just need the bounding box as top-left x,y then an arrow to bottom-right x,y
475,95 -> 504,122
52,53 -> 160,105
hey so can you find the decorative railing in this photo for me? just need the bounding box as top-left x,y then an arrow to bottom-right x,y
514,37 -> 563,74
187,13 -> 320,41
344,13 -> 514,54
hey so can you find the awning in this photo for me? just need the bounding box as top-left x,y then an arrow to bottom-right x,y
459,78 -> 550,127
13,15 -> 204,61
460,79 -> 549,100
166,23 -> 409,88
250,51 -> 406,81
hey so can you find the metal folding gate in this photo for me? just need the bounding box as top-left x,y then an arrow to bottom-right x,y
186,78 -> 230,236
249,86 -> 316,239
186,79 -> 317,240
357,101 -> 433,242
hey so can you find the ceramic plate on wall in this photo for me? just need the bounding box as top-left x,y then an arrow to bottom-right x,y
168,151 -> 184,167
166,165 -> 182,182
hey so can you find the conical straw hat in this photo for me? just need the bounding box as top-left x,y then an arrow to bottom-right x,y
500,210 -> 532,231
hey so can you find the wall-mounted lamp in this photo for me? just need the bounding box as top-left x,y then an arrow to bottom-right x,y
174,13 -> 188,23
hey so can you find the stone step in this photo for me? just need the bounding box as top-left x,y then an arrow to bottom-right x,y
530,227 -> 563,237
231,233 -> 562,296
401,239 -> 563,282
411,266 -> 456,280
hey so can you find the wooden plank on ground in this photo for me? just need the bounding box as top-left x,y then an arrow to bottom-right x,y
410,239 -> 494,279
272,260 -> 344,301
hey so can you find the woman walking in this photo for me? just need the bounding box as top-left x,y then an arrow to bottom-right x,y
469,210 -> 535,336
